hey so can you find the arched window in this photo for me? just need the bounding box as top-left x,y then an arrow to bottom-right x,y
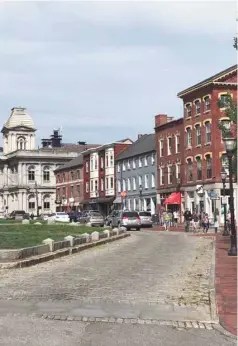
17,136 -> 26,150
28,194 -> 35,210
43,194 -> 50,210
186,158 -> 193,182
43,166 -> 50,182
28,166 -> 35,182
205,155 -> 212,179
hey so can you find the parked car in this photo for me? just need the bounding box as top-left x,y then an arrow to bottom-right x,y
68,211 -> 82,223
40,213 -> 51,221
79,211 -> 104,227
7,210 -> 28,220
48,212 -> 70,223
138,211 -> 153,227
105,210 -> 122,226
111,211 -> 141,231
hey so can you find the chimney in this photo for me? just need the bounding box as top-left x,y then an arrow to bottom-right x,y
155,114 -> 174,127
138,134 -> 144,139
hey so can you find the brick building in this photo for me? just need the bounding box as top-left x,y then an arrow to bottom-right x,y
177,64 -> 237,222
155,114 -> 184,216
54,156 -> 84,212
82,139 -> 132,215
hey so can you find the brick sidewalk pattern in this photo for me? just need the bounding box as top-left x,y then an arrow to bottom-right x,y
215,234 -> 237,336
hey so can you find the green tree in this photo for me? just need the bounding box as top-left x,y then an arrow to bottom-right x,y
218,92 -> 237,180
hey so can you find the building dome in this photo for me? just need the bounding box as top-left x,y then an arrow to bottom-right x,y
4,107 -> 35,130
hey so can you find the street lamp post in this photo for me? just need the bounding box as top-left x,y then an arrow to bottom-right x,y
139,185 -> 142,211
221,169 -> 228,236
223,137 -> 237,256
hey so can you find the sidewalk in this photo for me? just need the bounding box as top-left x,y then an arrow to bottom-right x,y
215,234 -> 237,336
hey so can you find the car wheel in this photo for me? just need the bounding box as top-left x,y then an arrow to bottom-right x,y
127,228 -> 131,231
100,224 -> 104,227
136,227 -> 141,231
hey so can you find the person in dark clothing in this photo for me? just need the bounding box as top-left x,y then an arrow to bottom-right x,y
184,209 -> 192,232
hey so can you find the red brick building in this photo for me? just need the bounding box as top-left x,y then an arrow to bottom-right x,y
82,139 -> 132,215
54,156 -> 84,212
155,114 -> 184,215
177,64 -> 237,221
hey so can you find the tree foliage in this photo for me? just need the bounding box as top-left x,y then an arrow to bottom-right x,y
217,92 -> 237,180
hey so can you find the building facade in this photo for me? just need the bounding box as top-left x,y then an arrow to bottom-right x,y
0,107 -> 95,215
54,156 -> 84,212
115,134 -> 157,214
177,64 -> 237,222
155,115 -> 184,216
82,140 -> 132,215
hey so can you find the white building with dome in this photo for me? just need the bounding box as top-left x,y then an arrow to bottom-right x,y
0,107 -> 92,216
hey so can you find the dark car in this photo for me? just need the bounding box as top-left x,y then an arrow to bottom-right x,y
69,211 -> 82,223
7,210 -> 27,220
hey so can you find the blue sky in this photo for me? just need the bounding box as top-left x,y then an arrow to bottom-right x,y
0,1 -> 236,145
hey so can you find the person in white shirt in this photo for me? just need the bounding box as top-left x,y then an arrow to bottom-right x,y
173,211 -> 179,227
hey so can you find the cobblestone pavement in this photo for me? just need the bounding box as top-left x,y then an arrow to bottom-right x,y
0,231 -> 235,345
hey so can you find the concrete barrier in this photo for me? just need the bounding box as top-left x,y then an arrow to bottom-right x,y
0,244 -> 50,261
103,229 -> 111,238
91,231 -> 99,241
53,240 -> 71,252
22,219 -> 30,225
99,232 -> 107,239
81,233 -> 91,243
74,236 -> 87,246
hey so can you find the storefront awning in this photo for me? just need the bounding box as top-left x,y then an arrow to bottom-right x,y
164,192 -> 181,205
113,196 -> 122,204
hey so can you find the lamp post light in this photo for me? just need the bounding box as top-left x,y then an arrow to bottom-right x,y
221,169 -> 228,236
139,185 -> 143,211
223,137 -> 237,256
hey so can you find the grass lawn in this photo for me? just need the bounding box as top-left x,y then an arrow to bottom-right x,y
0,224 -> 106,249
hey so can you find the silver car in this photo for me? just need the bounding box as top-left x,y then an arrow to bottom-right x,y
88,212 -> 105,227
139,211 -> 153,227
111,211 -> 141,231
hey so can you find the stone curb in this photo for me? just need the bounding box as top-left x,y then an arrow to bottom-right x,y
209,237 -> 219,324
212,324 -> 237,339
0,233 -> 130,270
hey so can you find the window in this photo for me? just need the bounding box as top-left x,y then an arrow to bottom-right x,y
70,186 -> 74,197
160,168 -> 164,185
62,187 -> 66,197
205,122 -> 211,143
28,201 -> 35,210
76,170 -> 80,179
100,157 -> 104,169
117,163 -> 120,172
144,156 -> 148,166
62,173 -> 65,182
159,140 -> 164,157
43,167 -> 50,182
187,159 -> 193,181
43,201 -> 50,210
132,159 -> 136,169
151,173 -> 155,188
133,177 -> 136,190
90,157 -> 93,170
151,153 -> 155,165
127,178 -> 131,191
176,164 -> 181,180
195,100 -> 201,114
90,180 -> 93,192
101,178 -> 104,191
70,171 -> 74,181
86,161 -> 89,173
127,160 -> 131,170
168,166 -> 173,184
106,155 -> 109,168
77,184 -> 81,193
94,157 -> 98,170
221,154 -> 229,175
139,157 -> 142,167
220,94 -> 229,107
185,104 -> 192,118
57,174 -> 60,183
117,180 -> 121,193
110,177 -> 114,189
56,188 -> 60,200
206,155 -> 212,179
138,175 -> 142,186
175,136 -> 180,153
95,179 -> 98,192
195,125 -> 201,146
122,161 -> 126,171
110,154 -> 114,167
145,174 -> 149,189
122,179 -> 126,191
186,128 -> 192,148
28,166 -> 35,181
106,177 -> 109,189
220,119 -> 231,131
204,96 -> 211,111
17,137 -> 26,150
196,158 -> 202,180
167,137 -> 172,155
86,182 -> 89,193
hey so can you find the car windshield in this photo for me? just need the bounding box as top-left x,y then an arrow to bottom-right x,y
90,212 -> 101,217
139,212 -> 151,216
123,212 -> 139,217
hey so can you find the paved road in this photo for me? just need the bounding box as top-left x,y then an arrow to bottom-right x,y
0,231 -> 235,345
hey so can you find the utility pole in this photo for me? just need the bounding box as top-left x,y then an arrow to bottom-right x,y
35,181 -> 39,217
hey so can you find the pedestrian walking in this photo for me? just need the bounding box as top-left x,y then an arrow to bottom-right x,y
191,212 -> 199,233
184,208 -> 192,232
203,213 -> 209,233
164,212 -> 170,231
173,210 -> 179,227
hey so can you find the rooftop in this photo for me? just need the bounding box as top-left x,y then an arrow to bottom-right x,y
2,107 -> 35,131
115,134 -> 155,161
54,155 -> 83,172
177,64 -> 237,97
